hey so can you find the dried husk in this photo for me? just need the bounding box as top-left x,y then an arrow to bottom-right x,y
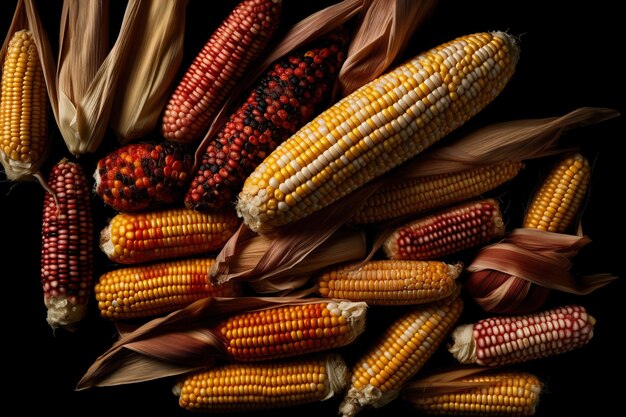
110,0 -> 187,143
56,0 -> 145,155
465,228 -> 616,313
0,0 -> 56,189
77,296 -> 357,389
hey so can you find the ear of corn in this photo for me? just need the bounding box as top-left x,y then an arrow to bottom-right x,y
449,305 -> 595,366
404,371 -> 542,416
0,29 -> 48,181
186,33 -> 346,211
94,141 -> 193,212
523,153 -> 590,233
339,296 -> 463,417
176,353 -> 349,411
41,159 -> 93,330
216,301 -> 367,362
99,208 -> 240,264
316,260 -> 462,305
383,199 -> 504,260
352,161 -> 523,224
95,258 -> 241,320
237,32 -> 519,233
162,0 -> 282,143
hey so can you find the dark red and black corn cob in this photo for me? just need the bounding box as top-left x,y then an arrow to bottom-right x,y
185,33 -> 346,211
162,0 -> 282,143
41,159 -> 93,330
94,141 -> 193,212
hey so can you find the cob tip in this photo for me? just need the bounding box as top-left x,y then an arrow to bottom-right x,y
99,223 -> 114,258
325,353 -> 350,400
45,296 -> 87,331
448,323 -> 476,364
491,31 -> 520,63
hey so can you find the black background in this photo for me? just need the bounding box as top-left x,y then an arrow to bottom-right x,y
1,1 -> 624,416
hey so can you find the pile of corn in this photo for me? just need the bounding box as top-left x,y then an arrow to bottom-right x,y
0,0 -> 618,415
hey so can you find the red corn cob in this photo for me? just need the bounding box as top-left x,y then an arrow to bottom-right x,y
94,141 -> 193,212
41,159 -> 94,330
162,0 -> 282,143
383,199 -> 505,260
185,34 -> 346,210
449,305 -> 595,366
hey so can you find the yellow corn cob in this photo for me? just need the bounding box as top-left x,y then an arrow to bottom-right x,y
523,153 -> 590,233
404,371 -> 542,416
339,296 -> 463,417
0,29 -> 48,181
99,208 -> 240,264
176,353 -> 349,412
316,260 -> 462,305
95,258 -> 241,320
352,161 -> 523,224
237,32 -> 519,233
215,301 -> 367,362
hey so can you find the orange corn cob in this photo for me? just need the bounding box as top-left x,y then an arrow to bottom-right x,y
383,199 -> 504,260
95,258 -> 241,320
99,208 -> 240,264
316,260 -> 462,305
449,305 -> 595,366
215,301 -> 367,362
162,0 -> 282,143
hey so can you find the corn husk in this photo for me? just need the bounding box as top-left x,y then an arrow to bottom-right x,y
77,297 -> 362,389
465,228 -> 617,313
110,0 -> 187,143
0,0 -> 56,188
55,0 -> 146,155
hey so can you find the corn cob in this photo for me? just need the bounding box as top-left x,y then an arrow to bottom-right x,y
176,353 -> 349,411
449,305 -> 595,366
215,301 -> 367,362
523,153 -> 590,233
41,159 -> 93,330
0,30 -> 48,181
383,199 -> 504,260
94,141 -> 193,212
352,161 -> 523,224
339,296 -> 463,417
237,32 -> 519,233
99,208 -> 240,264
316,260 -> 462,305
162,0 -> 282,143
95,258 -> 241,320
186,34 -> 346,211
404,371 -> 542,416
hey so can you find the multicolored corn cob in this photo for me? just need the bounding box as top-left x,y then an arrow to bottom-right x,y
99,208 -> 240,264
215,301 -> 367,362
41,159 -> 93,330
383,199 -> 505,260
162,0 -> 282,143
449,305 -> 595,366
0,30 -> 48,181
523,153 -> 590,233
316,260 -> 462,305
94,141 -> 193,212
404,371 -> 542,416
352,161 -> 523,224
95,258 -> 241,320
237,32 -> 519,233
186,33 -> 346,211
176,353 -> 349,411
339,296 -> 463,417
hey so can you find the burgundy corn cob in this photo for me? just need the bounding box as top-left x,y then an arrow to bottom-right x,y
41,159 -> 94,330
94,141 -> 193,212
162,0 -> 282,143
449,305 -> 595,366
185,34 -> 346,210
383,199 -> 505,260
